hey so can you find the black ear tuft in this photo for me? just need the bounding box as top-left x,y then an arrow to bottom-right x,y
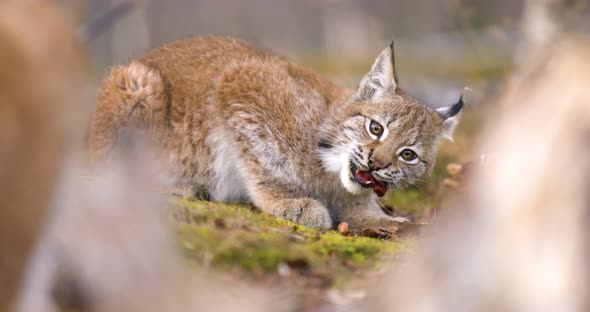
355,43 -> 398,101
448,94 -> 464,118
436,93 -> 464,120
435,92 -> 465,141
390,40 -> 399,86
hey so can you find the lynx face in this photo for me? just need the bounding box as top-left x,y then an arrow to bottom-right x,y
319,43 -> 463,197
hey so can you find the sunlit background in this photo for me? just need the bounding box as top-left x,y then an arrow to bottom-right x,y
60,0 -> 588,108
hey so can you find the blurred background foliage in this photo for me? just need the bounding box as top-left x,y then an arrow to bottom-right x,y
58,0 -> 588,108
52,0 -> 590,220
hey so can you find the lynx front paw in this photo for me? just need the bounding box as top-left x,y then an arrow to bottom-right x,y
362,216 -> 423,237
271,198 -> 333,229
345,216 -> 409,231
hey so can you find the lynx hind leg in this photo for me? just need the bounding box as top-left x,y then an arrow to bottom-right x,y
89,61 -> 169,162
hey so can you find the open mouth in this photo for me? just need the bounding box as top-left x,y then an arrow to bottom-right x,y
350,163 -> 388,197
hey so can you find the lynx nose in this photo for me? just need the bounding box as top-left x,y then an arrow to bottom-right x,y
369,155 -> 385,170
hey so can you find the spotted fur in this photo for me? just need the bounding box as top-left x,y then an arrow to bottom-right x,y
90,36 -> 463,229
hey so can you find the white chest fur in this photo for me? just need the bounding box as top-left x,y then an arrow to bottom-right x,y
209,127 -> 250,202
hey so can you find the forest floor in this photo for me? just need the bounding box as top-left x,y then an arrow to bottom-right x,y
167,112 -> 476,309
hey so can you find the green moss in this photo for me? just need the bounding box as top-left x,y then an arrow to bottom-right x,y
172,198 -> 411,282
307,232 -> 385,264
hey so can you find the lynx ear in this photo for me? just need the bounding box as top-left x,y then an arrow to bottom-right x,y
436,94 -> 464,141
356,42 -> 398,101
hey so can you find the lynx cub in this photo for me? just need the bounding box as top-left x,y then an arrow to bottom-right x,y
90,36 -> 463,230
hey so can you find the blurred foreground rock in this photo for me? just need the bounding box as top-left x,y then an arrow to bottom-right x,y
0,2 -> 282,311
0,1 -> 88,309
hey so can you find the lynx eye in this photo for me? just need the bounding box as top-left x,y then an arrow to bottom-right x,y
400,149 -> 417,162
368,120 -> 384,137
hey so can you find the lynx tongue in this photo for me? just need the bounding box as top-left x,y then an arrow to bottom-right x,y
354,169 -> 388,197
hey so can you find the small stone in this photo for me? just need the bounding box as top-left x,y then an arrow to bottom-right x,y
326,288 -> 367,305
183,241 -> 194,250
442,177 -> 461,188
337,222 -> 349,234
277,262 -> 290,277
446,163 -> 463,177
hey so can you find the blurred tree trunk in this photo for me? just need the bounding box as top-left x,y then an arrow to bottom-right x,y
86,0 -> 149,69
518,0 -> 564,60
321,1 -> 380,59
111,0 -> 150,64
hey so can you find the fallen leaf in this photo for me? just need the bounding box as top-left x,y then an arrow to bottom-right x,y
213,217 -> 226,228
286,258 -> 310,273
